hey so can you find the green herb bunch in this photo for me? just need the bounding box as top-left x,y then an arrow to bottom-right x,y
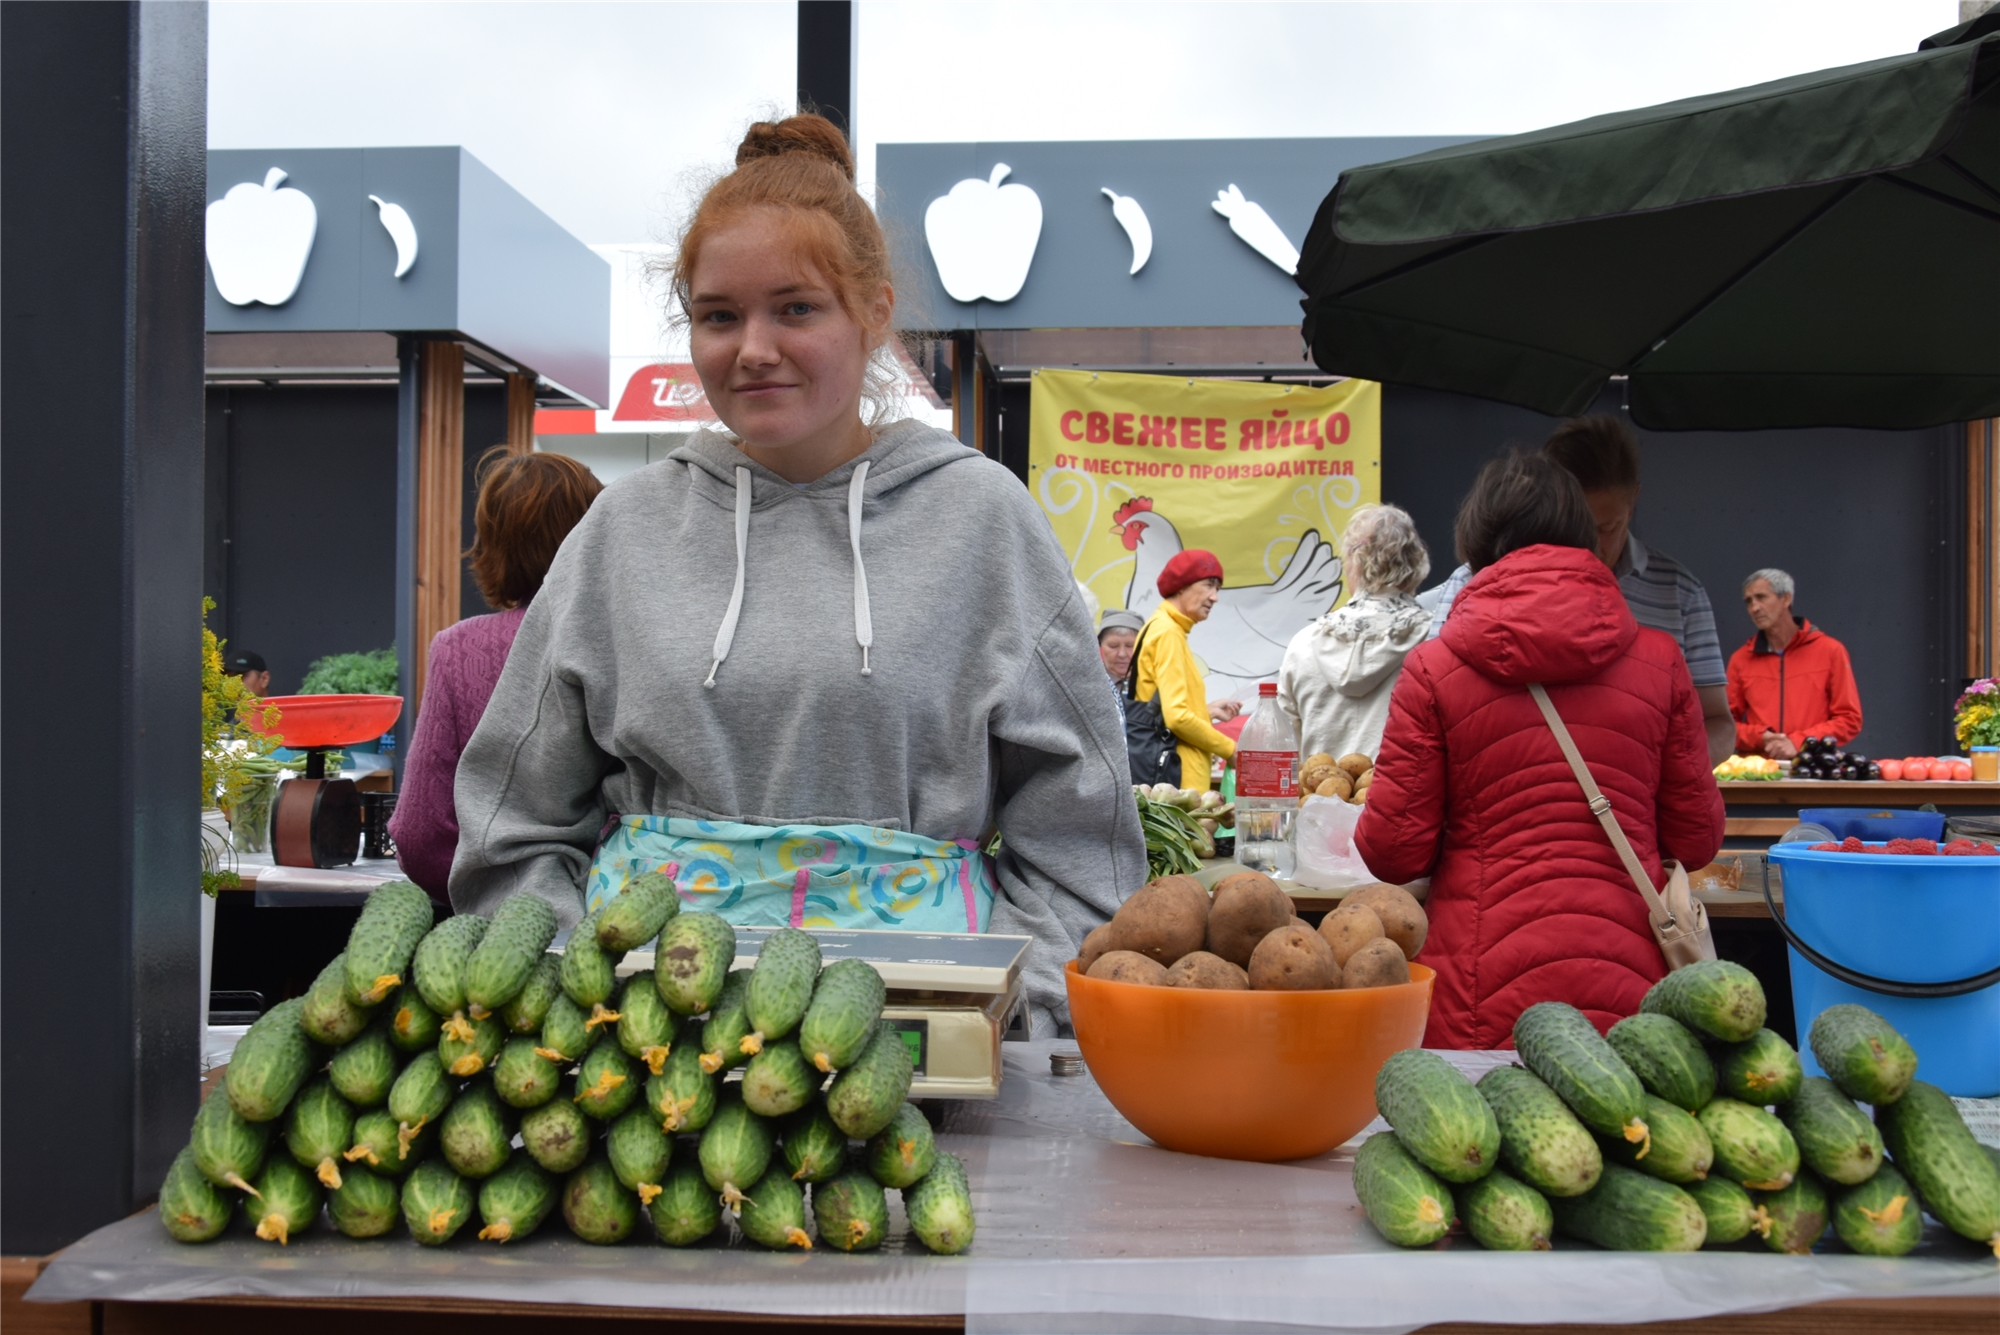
300,647 -> 399,696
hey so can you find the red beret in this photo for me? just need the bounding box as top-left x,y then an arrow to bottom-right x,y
1157,549 -> 1224,597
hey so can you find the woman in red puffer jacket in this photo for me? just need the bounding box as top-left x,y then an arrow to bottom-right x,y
1356,454 -> 1723,1049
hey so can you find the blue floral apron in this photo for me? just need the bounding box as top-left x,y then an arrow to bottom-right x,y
585,815 -> 995,933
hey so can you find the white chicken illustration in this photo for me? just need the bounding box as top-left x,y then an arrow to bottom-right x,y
1112,496 -> 1344,697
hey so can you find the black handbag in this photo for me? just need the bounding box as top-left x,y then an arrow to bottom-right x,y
1123,626 -> 1181,787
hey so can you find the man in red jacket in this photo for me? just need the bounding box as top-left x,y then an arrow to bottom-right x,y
1726,569 -> 1863,759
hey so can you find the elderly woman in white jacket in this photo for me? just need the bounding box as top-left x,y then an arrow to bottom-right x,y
1278,504 -> 1433,762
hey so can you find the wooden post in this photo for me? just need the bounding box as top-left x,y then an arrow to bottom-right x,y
506,371 -> 536,456
1970,417 -> 1999,681
412,340 -> 464,716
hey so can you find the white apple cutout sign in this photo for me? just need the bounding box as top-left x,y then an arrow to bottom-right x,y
206,168 -> 318,306
924,164 -> 1042,303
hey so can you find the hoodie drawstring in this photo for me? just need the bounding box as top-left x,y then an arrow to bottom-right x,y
848,461 -> 874,676
704,466 -> 752,688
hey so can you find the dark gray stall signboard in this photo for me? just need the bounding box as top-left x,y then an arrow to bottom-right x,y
205,146 -> 609,406
876,137 -> 1469,331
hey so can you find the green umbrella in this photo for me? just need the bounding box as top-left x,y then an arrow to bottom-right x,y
1296,13 -> 2000,430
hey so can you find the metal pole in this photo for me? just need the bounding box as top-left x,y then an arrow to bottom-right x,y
796,1 -> 856,143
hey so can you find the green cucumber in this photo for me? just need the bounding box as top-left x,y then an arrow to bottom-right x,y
1551,1163 -> 1706,1251
537,993 -> 601,1065
649,1161 -> 722,1246
812,1168 -> 889,1252
1638,959 -> 1766,1043
738,1167 -> 813,1249
463,894 -> 560,1016
1686,1176 -> 1766,1245
648,1029 -> 718,1134
386,1050 -> 455,1140
1699,1097 -> 1799,1190
437,1009 -> 506,1077
387,984 -> 443,1053
1460,1169 -> 1553,1251
402,1158 -> 476,1245
799,958 -> 887,1074
344,881 -> 435,1005
1877,1079 -> 2000,1255
1606,1013 -> 1716,1113
1375,1048 -> 1501,1183
1716,1028 -> 1803,1106
573,1041 -> 638,1121
520,1090 -> 593,1175
285,1076 -> 355,1189
476,1152 -> 559,1243
654,911 -> 736,1016
607,1106 -> 674,1203
1353,1132 -> 1454,1247
699,1091 -> 775,1211
742,1040 -> 818,1118
1513,1002 -> 1649,1145
327,1162 -> 401,1237
1476,1065 -> 1602,1197
614,970 -> 682,1075
595,870 -> 681,952
783,1101 -> 850,1184
301,952 -> 373,1046
559,910 -> 624,1009
1832,1162 -> 1923,1257
826,1021 -> 915,1139
1755,1172 -> 1829,1253
1601,1094 -> 1713,1184
1780,1077 -> 1884,1186
439,1078 -> 514,1179
226,998 -> 317,1123
244,1156 -> 320,1246
865,1103 -> 936,1189
492,1038 -> 562,1109
561,1153 -> 638,1244
412,913 -> 488,1017
190,1073 -> 271,1194
699,968 -> 756,1073
346,1107 -> 430,1176
159,1147 -> 233,1242
500,955 -> 562,1035
328,1022 -> 399,1108
904,1150 -> 976,1255
1810,1004 -> 1919,1106
745,927 -> 821,1051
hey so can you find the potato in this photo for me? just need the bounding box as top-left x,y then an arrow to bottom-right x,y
1162,951 -> 1249,990
1247,924 -> 1341,991
1353,768 -> 1376,790
1299,763 -> 1337,794
1335,753 -> 1374,778
1086,950 -> 1168,986
1206,872 -> 1295,967
1317,902 -> 1385,967
1314,771 -> 1354,800
1303,753 -> 1338,773
1343,883 -> 1429,959
1078,922 -> 1117,973
1341,936 -> 1411,988
1107,878 -> 1208,965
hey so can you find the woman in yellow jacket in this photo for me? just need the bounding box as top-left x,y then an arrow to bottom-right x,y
1133,549 -> 1238,791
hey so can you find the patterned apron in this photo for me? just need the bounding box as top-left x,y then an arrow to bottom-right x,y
585,815 -> 995,933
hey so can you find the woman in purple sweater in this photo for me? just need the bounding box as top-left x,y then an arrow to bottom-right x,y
390,447 -> 601,898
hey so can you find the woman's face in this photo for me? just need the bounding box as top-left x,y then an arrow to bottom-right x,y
687,209 -> 891,482
1171,577 -> 1223,623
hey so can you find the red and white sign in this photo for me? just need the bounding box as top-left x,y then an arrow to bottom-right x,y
613,362 -> 716,423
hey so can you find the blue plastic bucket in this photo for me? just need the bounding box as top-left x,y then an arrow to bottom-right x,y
1796,808 -> 1947,842
1764,844 -> 2000,1097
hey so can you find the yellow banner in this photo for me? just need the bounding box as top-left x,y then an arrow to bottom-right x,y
1029,368 -> 1382,699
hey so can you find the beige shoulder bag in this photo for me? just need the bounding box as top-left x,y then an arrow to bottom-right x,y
1528,683 -> 1716,969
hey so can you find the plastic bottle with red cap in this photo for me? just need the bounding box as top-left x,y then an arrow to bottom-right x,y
1234,682 -> 1298,878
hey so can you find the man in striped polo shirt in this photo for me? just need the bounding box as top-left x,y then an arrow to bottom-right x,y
1422,417 -> 1734,763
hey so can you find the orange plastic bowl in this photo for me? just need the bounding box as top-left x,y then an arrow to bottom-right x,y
249,695 -> 404,749
1064,958 -> 1434,1162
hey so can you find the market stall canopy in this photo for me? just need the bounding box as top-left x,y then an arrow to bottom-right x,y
1295,13 -> 2000,430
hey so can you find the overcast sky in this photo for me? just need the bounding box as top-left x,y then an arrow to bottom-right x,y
210,1 -> 1961,247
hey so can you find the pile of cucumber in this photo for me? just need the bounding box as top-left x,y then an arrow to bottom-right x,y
1357,959 -> 2000,1258
160,879 -> 976,1255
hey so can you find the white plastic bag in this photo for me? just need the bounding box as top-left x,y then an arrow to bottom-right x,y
1291,794 -> 1381,891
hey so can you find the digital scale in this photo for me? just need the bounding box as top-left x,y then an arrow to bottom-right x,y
604,927 -> 1032,1100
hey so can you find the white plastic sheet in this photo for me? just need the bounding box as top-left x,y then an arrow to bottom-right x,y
1291,796 -> 1379,891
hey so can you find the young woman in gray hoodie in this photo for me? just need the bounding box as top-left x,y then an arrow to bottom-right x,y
447,116 -> 1144,1034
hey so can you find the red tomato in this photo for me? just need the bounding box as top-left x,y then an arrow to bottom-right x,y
1878,759 -> 1904,781
1904,760 -> 1932,781
1949,761 -> 1973,781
